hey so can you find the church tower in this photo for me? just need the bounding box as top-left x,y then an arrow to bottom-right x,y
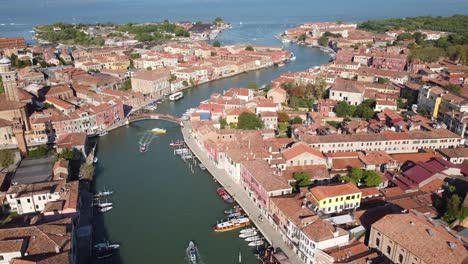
0,57 -> 19,102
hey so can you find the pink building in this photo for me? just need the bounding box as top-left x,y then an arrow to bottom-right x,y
371,54 -> 407,71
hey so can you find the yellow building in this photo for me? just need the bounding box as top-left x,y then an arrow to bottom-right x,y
309,183 -> 362,214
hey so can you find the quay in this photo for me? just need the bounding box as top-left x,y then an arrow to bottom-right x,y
181,121 -> 302,264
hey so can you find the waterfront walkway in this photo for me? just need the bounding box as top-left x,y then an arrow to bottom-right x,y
181,122 -> 302,264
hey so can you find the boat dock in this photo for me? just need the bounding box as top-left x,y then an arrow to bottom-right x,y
181,121 -> 301,264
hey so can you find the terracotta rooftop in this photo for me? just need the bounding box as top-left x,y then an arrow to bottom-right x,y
57,132 -> 87,149
372,211 -> 468,264
310,183 -> 361,201
282,142 -> 324,161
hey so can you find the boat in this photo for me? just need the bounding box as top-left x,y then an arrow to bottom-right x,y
93,241 -> 120,251
140,143 -> 148,153
198,163 -> 206,170
99,131 -> 108,137
290,55 -> 296,61
224,206 -> 242,215
186,241 -> 199,264
245,236 -> 262,242
282,38 -> 291,43
248,240 -> 264,247
181,153 -> 193,160
93,157 -> 98,163
95,248 -> 114,259
95,202 -> 113,208
277,62 -> 285,67
240,227 -> 256,234
151,128 -> 166,134
227,212 -> 243,219
169,140 -> 184,147
239,231 -> 257,238
175,148 -> 189,155
216,188 -> 234,204
169,91 -> 183,101
213,217 -> 250,232
95,189 -> 114,197
98,206 -> 113,213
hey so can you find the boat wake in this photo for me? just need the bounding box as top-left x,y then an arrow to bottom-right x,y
138,131 -> 158,146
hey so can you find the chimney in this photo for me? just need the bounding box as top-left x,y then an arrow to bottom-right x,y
448,242 -> 456,249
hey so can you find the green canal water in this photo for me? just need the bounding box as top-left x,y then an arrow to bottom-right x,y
93,44 -> 331,264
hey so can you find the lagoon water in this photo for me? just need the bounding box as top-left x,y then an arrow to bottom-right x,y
1,0 -> 467,263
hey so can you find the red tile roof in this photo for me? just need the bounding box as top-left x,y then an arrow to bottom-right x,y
310,182 -> 361,201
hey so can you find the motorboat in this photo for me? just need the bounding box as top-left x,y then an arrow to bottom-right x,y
95,189 -> 113,198
181,154 -> 193,160
240,227 -> 256,234
169,140 -> 184,147
151,128 -> 166,134
94,241 -> 120,251
239,231 -> 257,238
98,131 -> 108,137
93,157 -> 98,163
245,236 -> 262,242
216,188 -> 234,203
248,240 -> 264,247
140,143 -> 148,153
186,241 -> 199,264
224,206 -> 242,215
98,206 -> 113,213
169,91 -> 183,101
175,148 -> 189,155
227,212 -> 243,219
95,202 -> 112,208
198,163 -> 206,170
213,217 -> 250,232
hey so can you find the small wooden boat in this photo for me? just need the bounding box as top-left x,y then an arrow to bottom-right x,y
213,217 -> 250,232
217,188 -> 234,204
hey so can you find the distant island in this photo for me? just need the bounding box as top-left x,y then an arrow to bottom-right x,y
33,17 -> 230,46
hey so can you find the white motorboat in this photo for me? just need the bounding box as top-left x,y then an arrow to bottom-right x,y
98,206 -> 112,213
239,231 -> 257,238
95,189 -> 113,197
198,163 -> 206,170
95,202 -> 112,208
93,157 -> 98,163
186,241 -> 199,264
169,91 -> 183,101
94,241 -> 120,250
240,227 -> 256,234
175,148 -> 189,155
248,240 -> 263,247
245,236 -> 262,242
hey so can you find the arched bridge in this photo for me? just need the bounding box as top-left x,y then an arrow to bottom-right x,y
127,113 -> 182,125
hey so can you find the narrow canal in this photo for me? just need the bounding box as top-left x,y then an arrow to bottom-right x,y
93,41 -> 331,263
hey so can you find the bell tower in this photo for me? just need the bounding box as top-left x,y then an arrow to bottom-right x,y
0,57 -> 19,102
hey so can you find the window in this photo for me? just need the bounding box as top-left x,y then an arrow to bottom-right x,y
329,199 -> 332,203
387,246 -> 391,255
376,238 -> 380,247
398,254 -> 403,263
0,256 -> 4,261
340,197 -> 343,201
336,198 -> 338,202
323,200 -> 326,204
27,198 -> 31,203
35,205 -> 39,209
17,199 -> 21,204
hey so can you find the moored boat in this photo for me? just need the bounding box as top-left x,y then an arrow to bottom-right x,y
175,148 -> 189,155
239,231 -> 257,238
248,240 -> 264,247
240,227 -> 256,234
95,189 -> 113,198
216,188 -> 234,203
181,153 -> 193,160
227,212 -> 243,219
169,140 -> 184,147
186,241 -> 199,264
213,217 -> 250,232
224,206 -> 242,215
93,241 -> 120,251
93,157 -> 98,163
95,202 -> 112,208
99,131 -> 108,137
245,236 -> 262,242
198,163 -> 206,170
98,206 -> 112,213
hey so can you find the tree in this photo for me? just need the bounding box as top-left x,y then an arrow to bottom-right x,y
0,149 -> 14,168
168,74 -> 177,83
212,40 -> 221,47
397,33 -> 413,41
336,101 -> 355,117
245,45 -> 254,51
119,79 -> 132,91
298,33 -> 307,42
182,80 -> 189,86
292,116 -> 303,124
318,36 -> 329,47
58,148 -> 74,160
413,32 -> 426,45
246,81 -> 258,90
277,112 -> 290,123
376,77 -> 390,84
363,171 -> 383,187
219,117 -> 227,129
444,194 -> 461,223
292,172 -> 312,188
444,84 -> 461,95
130,53 -> 141,60
0,77 -> 4,94
237,112 -> 263,130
